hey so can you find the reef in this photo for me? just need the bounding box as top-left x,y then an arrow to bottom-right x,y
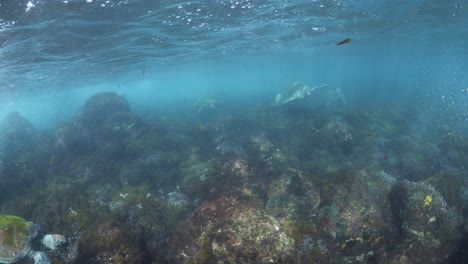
0,91 -> 467,263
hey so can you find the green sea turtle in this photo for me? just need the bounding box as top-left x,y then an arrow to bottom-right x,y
0,214 -> 66,264
275,82 -> 329,105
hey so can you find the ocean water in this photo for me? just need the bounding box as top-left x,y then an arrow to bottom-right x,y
0,0 -> 466,127
0,1 -> 468,263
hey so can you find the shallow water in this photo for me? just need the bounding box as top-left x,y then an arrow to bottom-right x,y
0,1 -> 466,126
0,1 -> 468,263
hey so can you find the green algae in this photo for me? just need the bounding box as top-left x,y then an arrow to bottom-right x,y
77,220 -> 144,263
282,220 -> 317,243
0,214 -> 35,260
195,236 -> 214,264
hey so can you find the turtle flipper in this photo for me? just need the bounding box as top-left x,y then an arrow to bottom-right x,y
31,251 -> 50,264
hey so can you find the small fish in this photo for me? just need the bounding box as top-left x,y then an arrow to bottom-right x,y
337,38 -> 352,45
384,155 -> 388,160
142,67 -> 147,77
367,133 -> 375,137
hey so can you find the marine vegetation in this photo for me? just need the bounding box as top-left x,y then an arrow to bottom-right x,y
0,91 -> 467,263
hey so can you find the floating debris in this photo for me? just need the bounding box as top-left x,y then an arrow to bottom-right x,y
337,37 -> 352,45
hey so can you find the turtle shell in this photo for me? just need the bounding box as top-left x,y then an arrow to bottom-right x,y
0,214 -> 37,264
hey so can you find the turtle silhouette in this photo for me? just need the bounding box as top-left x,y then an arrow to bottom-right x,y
0,214 -> 66,264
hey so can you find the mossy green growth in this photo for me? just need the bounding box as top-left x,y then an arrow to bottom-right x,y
0,214 -> 35,259
282,220 -> 318,244
195,236 -> 214,264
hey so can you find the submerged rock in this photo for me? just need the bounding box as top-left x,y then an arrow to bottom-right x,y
77,220 -> 144,263
388,180 -> 460,263
102,111 -> 145,141
304,170 -> 397,263
55,92 -> 147,158
266,169 -> 320,221
0,111 -> 36,160
176,194 -> 295,263
41,234 -> 67,250
0,111 -> 35,141
79,92 -> 130,128
55,122 -> 94,154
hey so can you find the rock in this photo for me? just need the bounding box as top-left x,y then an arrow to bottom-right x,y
305,170 -> 397,263
102,111 -> 145,141
181,158 -> 218,199
318,119 -> 354,153
55,122 -> 94,154
31,251 -> 50,264
0,111 -> 34,138
41,234 -> 67,250
0,111 -> 36,158
77,220 -> 144,263
388,180 -> 461,263
79,92 -> 130,128
175,194 -> 295,263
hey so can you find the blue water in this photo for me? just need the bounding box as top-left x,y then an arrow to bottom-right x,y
1,1 -> 468,263
0,0 -> 467,129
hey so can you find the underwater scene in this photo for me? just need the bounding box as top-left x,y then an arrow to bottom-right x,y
1,0 -> 468,263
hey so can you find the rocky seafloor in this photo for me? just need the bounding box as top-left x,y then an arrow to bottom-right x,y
1,91 -> 468,263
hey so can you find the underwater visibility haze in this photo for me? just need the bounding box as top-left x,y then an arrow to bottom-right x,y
1,0 -> 468,263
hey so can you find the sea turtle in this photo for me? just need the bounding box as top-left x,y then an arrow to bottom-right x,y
275,82 -> 329,105
194,97 -> 218,123
0,214 -> 67,264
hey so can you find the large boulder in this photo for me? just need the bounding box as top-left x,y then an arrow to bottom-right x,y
0,111 -> 36,158
79,92 -> 130,128
175,194 -> 295,263
388,180 -> 461,263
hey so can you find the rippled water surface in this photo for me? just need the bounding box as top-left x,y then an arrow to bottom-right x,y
0,1 -> 465,84
0,0 -> 467,127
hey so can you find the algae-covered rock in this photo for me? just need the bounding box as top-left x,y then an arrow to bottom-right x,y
266,170 -> 320,221
0,111 -> 37,164
0,214 -> 37,264
388,180 -> 461,263
176,194 -> 295,263
307,170 -> 397,263
79,92 -> 130,128
77,220 -> 144,263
